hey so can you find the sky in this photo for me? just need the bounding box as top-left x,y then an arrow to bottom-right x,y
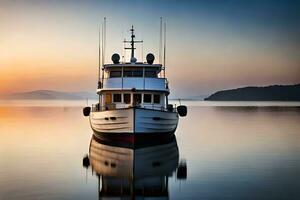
1,0 -> 300,98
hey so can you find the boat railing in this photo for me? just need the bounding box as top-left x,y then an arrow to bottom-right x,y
91,103 -> 176,112
101,77 -> 168,91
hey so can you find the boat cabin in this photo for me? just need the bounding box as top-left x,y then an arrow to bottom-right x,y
95,26 -> 169,111
97,62 -> 169,111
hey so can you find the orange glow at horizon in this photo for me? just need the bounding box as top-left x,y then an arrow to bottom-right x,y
1,1 -> 300,97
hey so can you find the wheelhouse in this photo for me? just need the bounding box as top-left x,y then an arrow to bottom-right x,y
96,63 -> 169,111
94,26 -> 170,112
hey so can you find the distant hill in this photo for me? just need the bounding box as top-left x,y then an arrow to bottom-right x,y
169,94 -> 209,101
2,90 -> 97,100
204,84 -> 300,101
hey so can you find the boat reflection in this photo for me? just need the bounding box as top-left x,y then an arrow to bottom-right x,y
83,133 -> 186,199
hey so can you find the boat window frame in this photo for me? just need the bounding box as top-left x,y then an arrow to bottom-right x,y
143,94 -> 152,103
123,67 -> 144,78
123,70 -> 132,77
112,93 -> 122,103
153,94 -> 160,104
145,69 -> 158,78
109,67 -> 122,78
123,93 -> 131,104
133,93 -> 142,105
105,66 -> 161,79
132,70 -> 143,77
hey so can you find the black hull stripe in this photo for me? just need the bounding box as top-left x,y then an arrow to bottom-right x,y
92,131 -> 177,149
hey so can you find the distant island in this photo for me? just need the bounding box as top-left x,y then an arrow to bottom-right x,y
205,84 -> 300,101
1,90 -> 97,100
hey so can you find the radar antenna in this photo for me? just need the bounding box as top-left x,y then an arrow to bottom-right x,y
124,26 -> 143,60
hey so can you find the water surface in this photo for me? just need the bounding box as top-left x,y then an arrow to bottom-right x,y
0,101 -> 300,199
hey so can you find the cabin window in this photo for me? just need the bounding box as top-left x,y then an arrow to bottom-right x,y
123,69 -> 143,77
110,71 -> 122,78
143,94 -> 152,103
154,94 -> 160,104
123,70 -> 132,77
113,94 -> 122,102
145,70 -> 157,78
133,94 -> 142,105
124,94 -> 131,104
132,70 -> 143,77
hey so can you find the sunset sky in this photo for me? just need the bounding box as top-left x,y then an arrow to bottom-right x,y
1,0 -> 299,98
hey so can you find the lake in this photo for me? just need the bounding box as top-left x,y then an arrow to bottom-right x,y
0,101 -> 300,199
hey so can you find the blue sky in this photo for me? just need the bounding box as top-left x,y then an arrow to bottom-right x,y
1,0 -> 299,97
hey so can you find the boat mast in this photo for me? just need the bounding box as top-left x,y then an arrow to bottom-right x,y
103,17 -> 106,66
163,21 -> 168,107
163,22 -> 166,78
159,17 -> 162,65
101,17 -> 106,87
98,26 -> 101,89
124,26 -> 143,60
98,17 -> 106,106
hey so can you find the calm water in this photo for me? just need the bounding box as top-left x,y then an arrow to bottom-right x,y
0,101 -> 300,199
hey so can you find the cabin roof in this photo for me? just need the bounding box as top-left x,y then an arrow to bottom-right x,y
104,63 -> 162,68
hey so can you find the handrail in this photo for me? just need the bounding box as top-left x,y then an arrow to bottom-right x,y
91,103 -> 176,112
100,77 -> 169,91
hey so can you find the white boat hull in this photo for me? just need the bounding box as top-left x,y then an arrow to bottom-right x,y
89,107 -> 178,135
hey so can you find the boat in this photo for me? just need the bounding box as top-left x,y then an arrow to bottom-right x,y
82,134 -> 187,199
83,21 -> 187,138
